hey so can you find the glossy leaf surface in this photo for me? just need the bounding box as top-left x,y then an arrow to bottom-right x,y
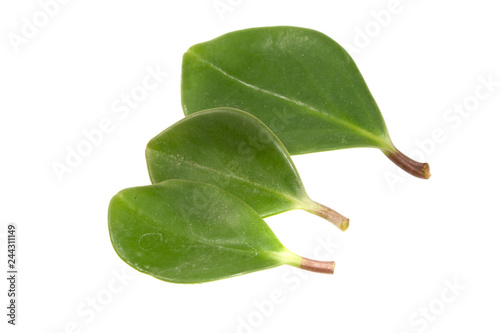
181,26 -> 430,179
146,108 -> 348,231
108,180 -> 334,283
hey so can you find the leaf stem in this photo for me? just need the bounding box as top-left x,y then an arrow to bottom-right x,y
384,147 -> 431,179
300,257 -> 335,274
280,251 -> 335,275
305,201 -> 349,231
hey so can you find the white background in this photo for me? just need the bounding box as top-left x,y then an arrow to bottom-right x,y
1,0 -> 499,332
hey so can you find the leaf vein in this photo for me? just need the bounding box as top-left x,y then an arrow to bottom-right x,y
187,50 -> 386,146
148,148 -> 304,210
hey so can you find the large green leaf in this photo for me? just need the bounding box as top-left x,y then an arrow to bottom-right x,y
108,180 -> 335,283
146,108 -> 348,231
181,26 -> 430,179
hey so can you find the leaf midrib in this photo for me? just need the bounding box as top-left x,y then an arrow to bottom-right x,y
118,194 -> 288,265
148,148 -> 306,211
187,50 -> 389,148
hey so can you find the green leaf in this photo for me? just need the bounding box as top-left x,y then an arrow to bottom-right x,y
181,26 -> 430,179
108,179 -> 335,284
146,108 -> 348,231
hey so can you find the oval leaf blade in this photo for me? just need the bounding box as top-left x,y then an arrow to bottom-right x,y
146,108 -> 348,231
108,180 -> 334,283
181,26 -> 430,179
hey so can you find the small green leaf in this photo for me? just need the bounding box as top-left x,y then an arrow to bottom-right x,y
108,180 -> 335,283
181,26 -> 430,179
146,108 -> 348,231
